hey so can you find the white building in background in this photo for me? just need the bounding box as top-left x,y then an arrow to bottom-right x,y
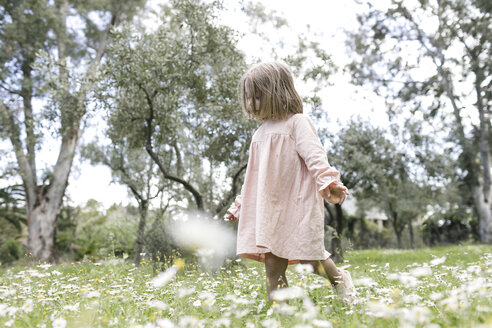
342,196 -> 388,231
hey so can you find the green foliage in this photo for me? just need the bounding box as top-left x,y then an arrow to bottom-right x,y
422,206 -> 477,246
141,214 -> 181,262
0,184 -> 26,234
351,219 -> 394,250
346,0 -> 492,242
328,119 -> 439,247
55,203 -> 79,255
55,200 -> 139,261
0,237 -> 25,265
97,0 -> 257,211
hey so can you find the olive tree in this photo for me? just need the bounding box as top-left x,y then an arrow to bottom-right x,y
347,0 -> 492,243
0,0 -> 145,262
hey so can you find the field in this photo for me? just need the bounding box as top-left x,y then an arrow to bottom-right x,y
0,245 -> 491,328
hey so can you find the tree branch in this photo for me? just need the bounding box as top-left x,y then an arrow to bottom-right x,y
214,163 -> 247,215
140,84 -> 205,211
0,103 -> 36,211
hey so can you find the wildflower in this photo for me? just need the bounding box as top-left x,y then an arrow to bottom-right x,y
301,297 -> 317,320
38,263 -> 52,270
400,306 -> 431,324
430,256 -> 446,266
198,292 -> 216,309
6,306 -> 18,316
214,318 -> 231,327
272,303 -> 296,315
192,299 -> 201,307
177,287 -> 195,298
354,277 -> 377,287
0,303 -> 7,316
401,293 -> 422,304
409,267 -> 432,277
395,273 -> 419,287
312,319 -> 333,327
429,292 -> 443,301
173,258 -> 185,270
367,301 -> 397,318
178,316 -> 200,328
150,266 -> 178,288
270,286 -> 306,301
295,263 -> 314,274
22,299 -> 34,313
156,318 -> 175,328
147,300 -> 168,311
257,299 -> 267,313
467,265 -> 482,274
169,214 -> 235,270
261,318 -> 280,328
86,291 -> 100,298
52,317 -> 67,328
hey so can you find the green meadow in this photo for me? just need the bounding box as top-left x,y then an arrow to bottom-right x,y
1,244 -> 491,328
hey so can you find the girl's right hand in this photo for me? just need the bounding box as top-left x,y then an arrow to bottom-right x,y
321,182 -> 349,205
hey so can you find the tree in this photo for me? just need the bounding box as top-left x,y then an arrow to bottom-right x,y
81,142 -> 166,266
0,0 -> 145,262
97,0 -> 257,216
328,120 -> 437,248
347,0 -> 492,243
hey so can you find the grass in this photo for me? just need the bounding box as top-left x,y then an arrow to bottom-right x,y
0,244 -> 491,327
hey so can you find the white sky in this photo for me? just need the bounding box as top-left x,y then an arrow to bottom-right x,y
2,1 -> 390,210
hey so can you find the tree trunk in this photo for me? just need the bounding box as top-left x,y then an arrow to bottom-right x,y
133,200 -> 149,266
408,221 -> 414,249
328,204 -> 345,263
27,131 -> 80,262
471,186 -> 492,243
27,188 -> 59,263
395,228 -> 403,249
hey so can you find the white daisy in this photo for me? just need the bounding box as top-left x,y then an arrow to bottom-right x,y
52,317 -> 67,328
22,299 -> 34,313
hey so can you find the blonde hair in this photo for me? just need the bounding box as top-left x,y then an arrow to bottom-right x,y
240,61 -> 303,121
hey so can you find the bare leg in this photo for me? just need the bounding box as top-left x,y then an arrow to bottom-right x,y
264,252 -> 289,301
300,258 -> 342,285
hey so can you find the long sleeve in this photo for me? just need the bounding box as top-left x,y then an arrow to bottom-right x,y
293,114 -> 340,191
226,194 -> 242,219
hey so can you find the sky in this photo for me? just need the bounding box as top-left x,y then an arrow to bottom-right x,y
3,1 -> 390,212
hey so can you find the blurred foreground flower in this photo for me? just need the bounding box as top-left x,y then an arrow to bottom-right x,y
150,266 -> 178,288
169,213 -> 236,270
52,317 -> 67,328
430,256 -> 446,266
270,286 -> 306,301
295,263 -> 314,274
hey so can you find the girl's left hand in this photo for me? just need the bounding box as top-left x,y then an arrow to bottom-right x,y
224,212 -> 238,222
321,182 -> 349,205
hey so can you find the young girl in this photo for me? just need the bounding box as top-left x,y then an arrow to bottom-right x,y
225,61 -> 356,304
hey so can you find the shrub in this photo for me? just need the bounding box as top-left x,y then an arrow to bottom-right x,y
422,207 -> 476,246
0,238 -> 25,265
353,218 -> 394,249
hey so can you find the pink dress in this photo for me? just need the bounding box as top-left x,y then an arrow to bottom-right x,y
227,113 -> 341,264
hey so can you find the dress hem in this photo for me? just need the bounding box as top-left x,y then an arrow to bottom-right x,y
237,245 -> 331,265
